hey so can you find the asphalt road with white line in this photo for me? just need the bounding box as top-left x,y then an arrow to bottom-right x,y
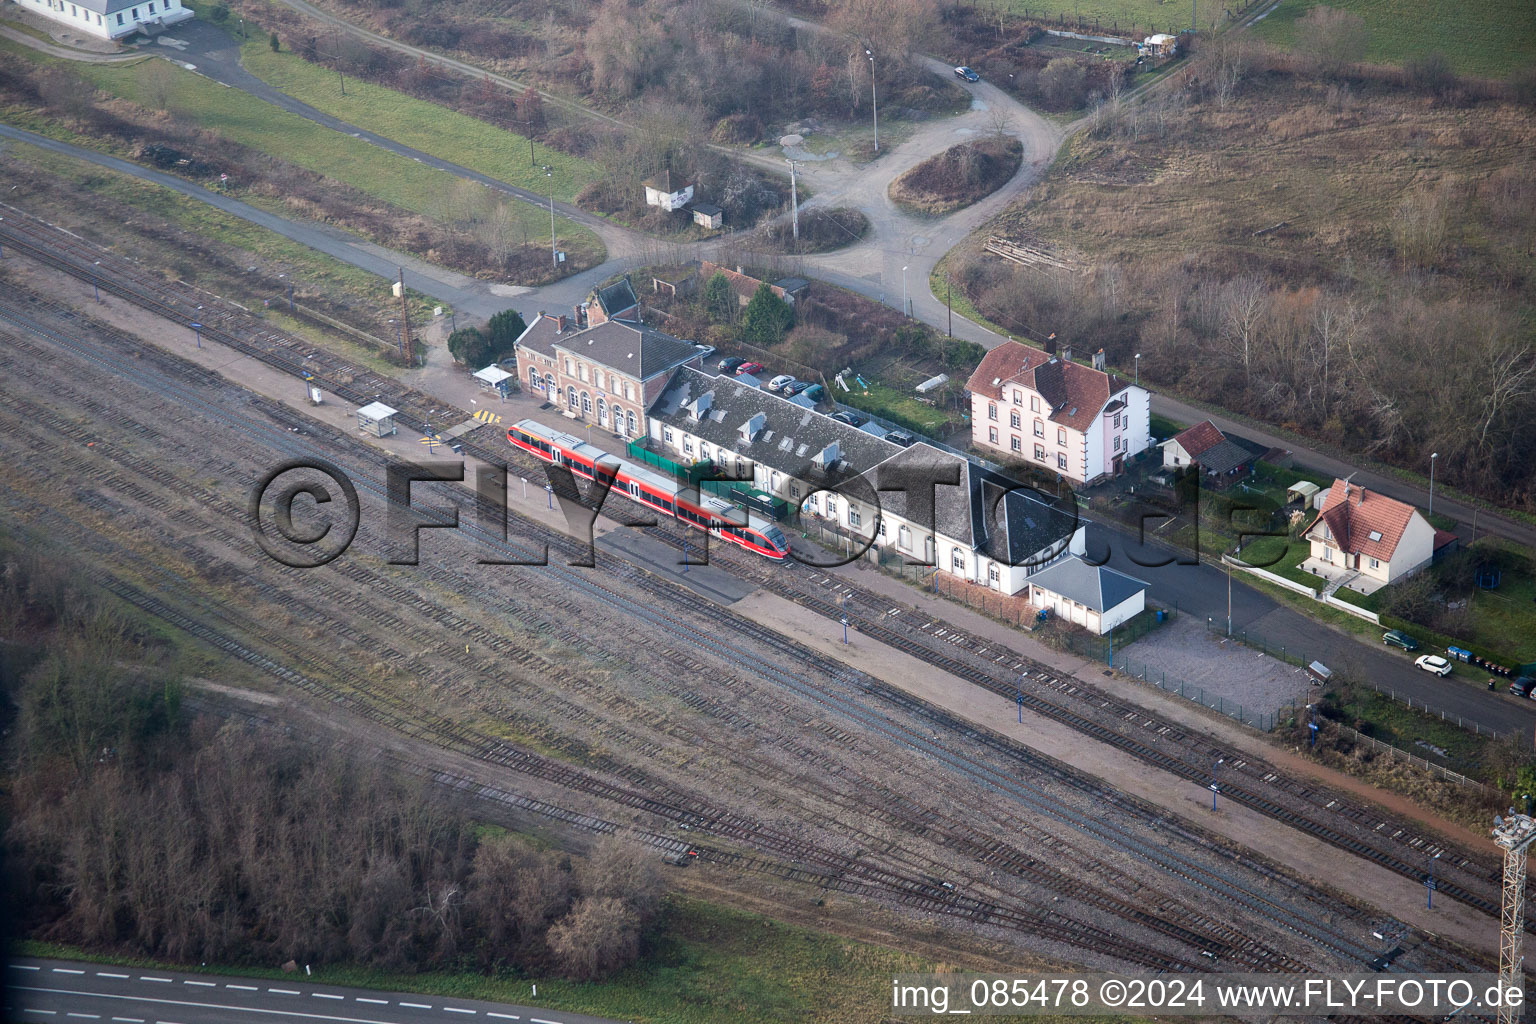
5,959 -> 626,1024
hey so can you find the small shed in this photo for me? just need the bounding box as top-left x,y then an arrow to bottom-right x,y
1141,32 -> 1178,56
1287,480 -> 1321,506
357,401 -> 398,437
473,365 -> 514,396
690,203 -> 723,230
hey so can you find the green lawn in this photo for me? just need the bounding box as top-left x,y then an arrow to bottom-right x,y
0,41 -> 598,254
1004,0 -> 1221,35
841,380 -> 954,435
1248,0 -> 1536,77
239,41 -> 597,202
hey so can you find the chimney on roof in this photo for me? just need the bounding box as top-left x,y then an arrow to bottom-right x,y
736,265 -> 745,276
1092,348 -> 1106,372
573,304 -> 585,328
557,315 -> 567,333
1044,333 -> 1057,355
1061,345 -> 1073,364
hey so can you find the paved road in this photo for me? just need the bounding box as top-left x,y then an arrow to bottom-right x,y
4,958 -> 625,1024
1084,520 -> 1536,734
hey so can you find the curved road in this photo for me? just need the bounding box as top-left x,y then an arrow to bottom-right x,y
4,958 -> 625,1024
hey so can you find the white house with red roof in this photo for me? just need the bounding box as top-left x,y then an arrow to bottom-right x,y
1303,479 -> 1443,593
1161,419 -> 1270,488
965,340 -> 1150,485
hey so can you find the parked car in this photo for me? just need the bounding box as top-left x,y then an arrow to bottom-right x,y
736,362 -> 765,376
1382,629 -> 1419,651
782,380 -> 814,396
767,374 -> 796,391
1415,654 -> 1454,677
802,384 -> 827,402
830,410 -> 865,427
886,430 -> 916,447
717,356 -> 745,373
1510,676 -> 1536,699
954,66 -> 980,82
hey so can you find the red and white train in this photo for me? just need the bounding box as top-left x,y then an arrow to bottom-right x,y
507,418 -> 789,560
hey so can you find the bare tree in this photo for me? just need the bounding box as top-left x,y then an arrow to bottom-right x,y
547,896 -> 638,980
1221,275 -> 1268,386
1296,6 -> 1369,79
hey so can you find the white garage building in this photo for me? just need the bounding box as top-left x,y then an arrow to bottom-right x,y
1027,556 -> 1148,635
14,0 -> 192,40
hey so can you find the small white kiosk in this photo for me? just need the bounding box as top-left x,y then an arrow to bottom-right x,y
357,401 -> 399,437
472,365 -> 514,398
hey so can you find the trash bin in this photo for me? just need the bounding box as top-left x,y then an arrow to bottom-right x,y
1156,609 -> 1168,623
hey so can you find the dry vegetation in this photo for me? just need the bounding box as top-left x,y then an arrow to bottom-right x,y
759,206 -> 871,253
0,541 -> 666,979
953,42 -> 1536,509
889,135 -> 1023,214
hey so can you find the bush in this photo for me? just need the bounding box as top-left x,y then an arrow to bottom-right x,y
448,326 -> 493,367
207,2 -> 229,22
762,207 -> 870,253
269,30 -> 280,52
1405,52 -> 1458,98
711,113 -> 763,144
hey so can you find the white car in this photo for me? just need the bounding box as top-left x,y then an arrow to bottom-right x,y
767,374 -> 796,392
1415,655 -> 1453,677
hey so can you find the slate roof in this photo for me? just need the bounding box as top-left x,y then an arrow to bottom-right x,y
965,342 -> 1049,399
515,313 -> 699,381
649,368 -> 900,481
1308,479 -> 1419,562
1027,556 -> 1148,614
592,278 -> 639,317
1196,437 -> 1263,475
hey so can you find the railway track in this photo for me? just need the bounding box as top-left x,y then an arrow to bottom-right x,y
0,210 -> 1498,970
0,304 -> 1251,972
0,298 -> 1445,977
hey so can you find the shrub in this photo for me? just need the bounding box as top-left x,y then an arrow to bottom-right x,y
207,2 -> 229,22
448,327 -> 493,367
711,113 -> 763,144
269,30 -> 280,52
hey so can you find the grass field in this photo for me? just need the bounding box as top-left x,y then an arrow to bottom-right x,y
1001,0 -> 1223,36
1248,0 -> 1536,78
1,40 -> 598,257
238,40 -> 598,201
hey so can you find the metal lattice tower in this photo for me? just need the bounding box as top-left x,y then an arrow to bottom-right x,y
1492,814 -> 1536,1024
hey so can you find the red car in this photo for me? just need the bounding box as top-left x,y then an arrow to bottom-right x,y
735,362 -> 765,376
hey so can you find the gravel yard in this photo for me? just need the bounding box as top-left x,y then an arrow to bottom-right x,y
1121,615 -> 1315,718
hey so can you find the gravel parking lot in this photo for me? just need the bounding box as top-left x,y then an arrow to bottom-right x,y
1121,616 -> 1315,717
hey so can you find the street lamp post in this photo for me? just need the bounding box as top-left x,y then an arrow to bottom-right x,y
190,321 -> 203,349
841,594 -> 850,644
901,266 -> 909,317
1428,451 -> 1439,518
1210,757 -> 1224,810
1134,352 -> 1141,386
92,260 -> 101,302
1427,851 -> 1440,908
866,49 -> 879,153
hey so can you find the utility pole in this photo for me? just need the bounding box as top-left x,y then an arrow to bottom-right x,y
786,158 -> 799,244
1492,813 -> 1536,1024
866,49 -> 879,153
946,274 -> 952,337
397,267 -> 412,364
545,167 -> 557,268
334,28 -> 345,95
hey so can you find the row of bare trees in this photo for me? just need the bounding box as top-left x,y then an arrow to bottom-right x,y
1,543 -> 667,978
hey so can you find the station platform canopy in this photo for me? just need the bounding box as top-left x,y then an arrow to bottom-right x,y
473,365 -> 514,389
357,401 -> 399,437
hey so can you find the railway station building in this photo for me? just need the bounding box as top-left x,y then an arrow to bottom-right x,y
514,297 -> 706,440
647,368 -> 1085,595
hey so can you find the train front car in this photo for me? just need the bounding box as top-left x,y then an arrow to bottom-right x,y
743,517 -> 790,560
